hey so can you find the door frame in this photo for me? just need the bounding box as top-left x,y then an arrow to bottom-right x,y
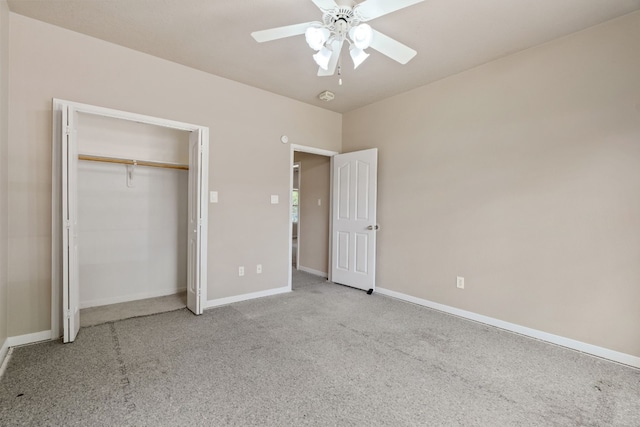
51,99 -> 209,339
288,144 -> 338,291
292,161 -> 301,271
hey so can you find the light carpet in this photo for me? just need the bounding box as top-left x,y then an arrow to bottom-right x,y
80,292 -> 187,327
1,270 -> 639,426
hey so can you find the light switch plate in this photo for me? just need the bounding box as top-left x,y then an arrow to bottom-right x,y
210,191 -> 218,203
271,195 -> 279,204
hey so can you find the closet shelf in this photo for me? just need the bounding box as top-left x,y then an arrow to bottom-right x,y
78,154 -> 189,170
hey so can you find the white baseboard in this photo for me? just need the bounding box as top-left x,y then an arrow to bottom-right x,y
80,287 -> 187,309
7,330 -> 53,347
376,287 -> 640,369
298,266 -> 328,278
204,286 -> 290,309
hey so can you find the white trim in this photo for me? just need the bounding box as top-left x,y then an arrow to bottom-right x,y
0,338 -> 9,371
289,144 -> 338,293
51,99 -> 64,343
198,128 -> 209,308
203,286 -> 290,309
293,161 -> 301,271
376,288 -> 640,369
0,347 -> 12,380
328,156 -> 334,284
54,99 -> 202,131
298,266 -> 328,278
7,330 -> 53,348
79,287 -> 187,309
290,144 -> 339,158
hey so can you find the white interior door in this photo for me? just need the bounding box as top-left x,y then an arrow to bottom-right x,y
187,129 -> 207,314
62,106 -> 80,343
331,148 -> 378,292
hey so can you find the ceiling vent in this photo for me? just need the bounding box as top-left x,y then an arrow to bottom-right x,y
318,90 -> 335,102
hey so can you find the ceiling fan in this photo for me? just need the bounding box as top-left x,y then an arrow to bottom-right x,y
251,0 -> 424,77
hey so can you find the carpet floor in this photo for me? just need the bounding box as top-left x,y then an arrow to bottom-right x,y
1,270 -> 639,426
80,292 -> 187,327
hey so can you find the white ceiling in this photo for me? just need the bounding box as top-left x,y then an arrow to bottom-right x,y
7,0 -> 640,113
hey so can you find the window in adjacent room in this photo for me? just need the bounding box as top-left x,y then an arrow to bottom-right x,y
292,188 -> 299,223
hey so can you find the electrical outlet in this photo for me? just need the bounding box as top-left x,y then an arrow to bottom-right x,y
256,264 -> 262,274
457,276 -> 464,289
239,266 -> 245,277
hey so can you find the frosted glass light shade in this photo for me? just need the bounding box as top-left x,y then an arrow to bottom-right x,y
349,24 -> 373,50
350,46 -> 370,69
305,27 -> 330,51
313,46 -> 333,70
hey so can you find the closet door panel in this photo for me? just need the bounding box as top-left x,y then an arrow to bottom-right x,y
187,129 -> 202,314
63,106 -> 80,343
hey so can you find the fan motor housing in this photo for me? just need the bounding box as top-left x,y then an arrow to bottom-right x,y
323,5 -> 359,32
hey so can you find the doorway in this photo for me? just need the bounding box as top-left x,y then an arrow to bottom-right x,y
288,145 -> 337,290
292,162 -> 300,269
292,152 -> 331,279
288,145 -> 379,294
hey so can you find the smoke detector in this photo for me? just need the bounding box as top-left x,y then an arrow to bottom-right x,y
318,90 -> 335,102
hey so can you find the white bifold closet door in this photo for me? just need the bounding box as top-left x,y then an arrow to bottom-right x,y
62,106 -> 80,343
187,128 -> 205,315
60,102 -> 208,343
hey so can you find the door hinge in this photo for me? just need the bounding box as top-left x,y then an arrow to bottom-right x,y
198,218 -> 203,226
65,220 -> 71,229
66,309 -> 72,320
64,125 -> 73,136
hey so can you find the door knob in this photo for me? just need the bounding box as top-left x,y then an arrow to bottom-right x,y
367,225 -> 379,230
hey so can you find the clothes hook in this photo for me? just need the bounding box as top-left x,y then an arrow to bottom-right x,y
126,160 -> 137,188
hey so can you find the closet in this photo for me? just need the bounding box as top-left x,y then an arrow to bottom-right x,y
76,113 -> 189,310
52,100 -> 209,343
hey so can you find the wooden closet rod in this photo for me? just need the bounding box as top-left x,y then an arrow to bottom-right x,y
78,154 -> 189,170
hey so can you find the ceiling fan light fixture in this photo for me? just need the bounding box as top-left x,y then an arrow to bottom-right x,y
305,26 -> 330,51
349,46 -> 370,69
313,46 -> 333,70
349,23 -> 373,50
252,0 -> 424,77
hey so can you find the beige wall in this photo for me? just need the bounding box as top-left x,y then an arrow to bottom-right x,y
343,12 -> 640,357
7,13 -> 341,336
0,0 -> 9,347
294,152 -> 330,275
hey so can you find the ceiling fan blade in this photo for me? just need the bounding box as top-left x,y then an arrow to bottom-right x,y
355,0 -> 424,22
251,22 -> 318,43
311,0 -> 338,11
369,29 -> 417,64
318,39 -> 344,76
